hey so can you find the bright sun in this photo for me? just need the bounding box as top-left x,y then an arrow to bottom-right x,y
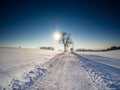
53,31 -> 61,41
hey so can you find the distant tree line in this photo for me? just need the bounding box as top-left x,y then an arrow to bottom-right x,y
76,46 -> 120,52
40,47 -> 54,50
76,49 -> 103,52
106,46 -> 120,51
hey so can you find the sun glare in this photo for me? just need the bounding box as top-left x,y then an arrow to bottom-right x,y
53,31 -> 61,41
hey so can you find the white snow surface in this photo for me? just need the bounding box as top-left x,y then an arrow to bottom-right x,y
0,48 -> 120,90
0,48 -> 60,89
77,50 -> 120,59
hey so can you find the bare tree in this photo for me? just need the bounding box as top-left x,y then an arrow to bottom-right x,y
59,32 -> 73,52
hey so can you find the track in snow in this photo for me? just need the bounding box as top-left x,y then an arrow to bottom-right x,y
27,53 -> 96,90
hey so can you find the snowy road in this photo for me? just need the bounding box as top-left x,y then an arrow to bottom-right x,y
27,53 -> 96,90
0,48 -> 120,90
25,52 -> 120,90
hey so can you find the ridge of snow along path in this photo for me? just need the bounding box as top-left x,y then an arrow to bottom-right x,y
0,48 -> 120,90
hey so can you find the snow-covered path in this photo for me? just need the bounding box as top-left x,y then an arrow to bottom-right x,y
0,48 -> 120,90
27,53 -> 96,90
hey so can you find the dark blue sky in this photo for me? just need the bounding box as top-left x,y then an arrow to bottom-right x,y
0,0 -> 120,49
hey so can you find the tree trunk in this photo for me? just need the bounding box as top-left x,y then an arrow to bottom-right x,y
64,44 -> 67,52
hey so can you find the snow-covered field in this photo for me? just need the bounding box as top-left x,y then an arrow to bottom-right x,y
77,50 -> 120,59
0,48 -> 120,90
0,48 -> 60,90
76,51 -> 120,90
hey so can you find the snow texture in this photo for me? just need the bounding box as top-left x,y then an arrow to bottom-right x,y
0,48 -> 60,90
0,48 -> 120,90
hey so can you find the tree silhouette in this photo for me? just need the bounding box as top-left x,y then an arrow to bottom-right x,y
59,32 -> 73,52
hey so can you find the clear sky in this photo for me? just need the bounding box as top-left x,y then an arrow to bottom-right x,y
0,0 -> 120,50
